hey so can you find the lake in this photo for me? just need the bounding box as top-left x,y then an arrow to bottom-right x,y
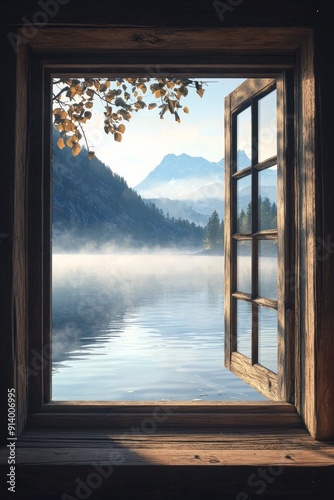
52,254 -> 276,401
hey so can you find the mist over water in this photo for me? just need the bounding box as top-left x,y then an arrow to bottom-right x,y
52,253 -> 270,401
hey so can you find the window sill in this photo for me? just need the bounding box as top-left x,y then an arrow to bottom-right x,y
3,426 -> 333,467
1,417 -> 333,498
1,403 -> 333,468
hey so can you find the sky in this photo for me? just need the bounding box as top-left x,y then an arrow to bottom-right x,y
57,78 -> 246,187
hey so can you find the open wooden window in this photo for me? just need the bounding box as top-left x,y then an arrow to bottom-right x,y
224,76 -> 294,402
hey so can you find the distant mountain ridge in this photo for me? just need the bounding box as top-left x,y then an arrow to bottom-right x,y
135,153 -> 223,200
134,150 -> 252,201
134,150 -> 277,225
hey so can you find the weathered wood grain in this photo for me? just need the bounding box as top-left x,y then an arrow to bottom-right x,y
1,425 -> 333,466
27,27 -> 310,53
296,30 -> 317,438
230,352 -> 278,401
13,42 -> 29,437
6,447 -> 334,466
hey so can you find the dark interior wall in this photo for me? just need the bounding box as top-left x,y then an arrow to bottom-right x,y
0,0 -> 330,28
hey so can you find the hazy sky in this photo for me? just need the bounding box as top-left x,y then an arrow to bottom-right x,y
77,78 -> 246,187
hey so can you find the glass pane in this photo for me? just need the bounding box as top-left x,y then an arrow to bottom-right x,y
237,175 -> 252,233
237,241 -> 251,294
237,300 -> 252,358
258,307 -> 277,373
258,89 -> 277,163
237,106 -> 252,169
258,166 -> 277,230
258,240 -> 278,300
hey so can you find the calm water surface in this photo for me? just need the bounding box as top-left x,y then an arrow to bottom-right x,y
52,254 -> 275,401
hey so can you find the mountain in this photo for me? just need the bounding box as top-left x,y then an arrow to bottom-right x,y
134,151 -> 276,225
134,153 -> 224,200
52,131 -> 204,251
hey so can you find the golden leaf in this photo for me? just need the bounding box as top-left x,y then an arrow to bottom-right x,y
148,103 -> 157,110
66,137 -> 74,147
57,137 -> 66,150
114,132 -> 122,142
72,143 -> 81,156
118,124 -> 126,134
196,88 -> 205,98
183,107 -> 189,114
138,83 -> 147,93
53,108 -> 62,115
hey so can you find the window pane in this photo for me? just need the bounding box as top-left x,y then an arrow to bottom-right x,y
258,307 -> 277,373
237,241 -> 251,294
237,175 -> 252,233
237,106 -> 252,169
258,90 -> 277,163
258,240 -> 278,300
258,166 -> 277,230
237,300 -> 252,358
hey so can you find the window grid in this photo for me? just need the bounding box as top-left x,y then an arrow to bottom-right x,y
226,80 -> 282,399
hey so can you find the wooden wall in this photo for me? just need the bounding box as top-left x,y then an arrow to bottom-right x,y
0,0 -> 333,497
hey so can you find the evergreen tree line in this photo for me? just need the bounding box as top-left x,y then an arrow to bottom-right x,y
202,197 -> 277,254
238,196 -> 277,232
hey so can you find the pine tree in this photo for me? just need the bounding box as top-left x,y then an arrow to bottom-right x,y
204,210 -> 221,250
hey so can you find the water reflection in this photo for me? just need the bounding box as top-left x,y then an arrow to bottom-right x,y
52,254 -> 266,401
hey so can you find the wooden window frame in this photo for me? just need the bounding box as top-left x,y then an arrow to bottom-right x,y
224,76 -> 294,403
11,26 -> 334,446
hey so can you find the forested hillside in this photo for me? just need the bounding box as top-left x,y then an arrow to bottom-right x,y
52,131 -> 204,251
